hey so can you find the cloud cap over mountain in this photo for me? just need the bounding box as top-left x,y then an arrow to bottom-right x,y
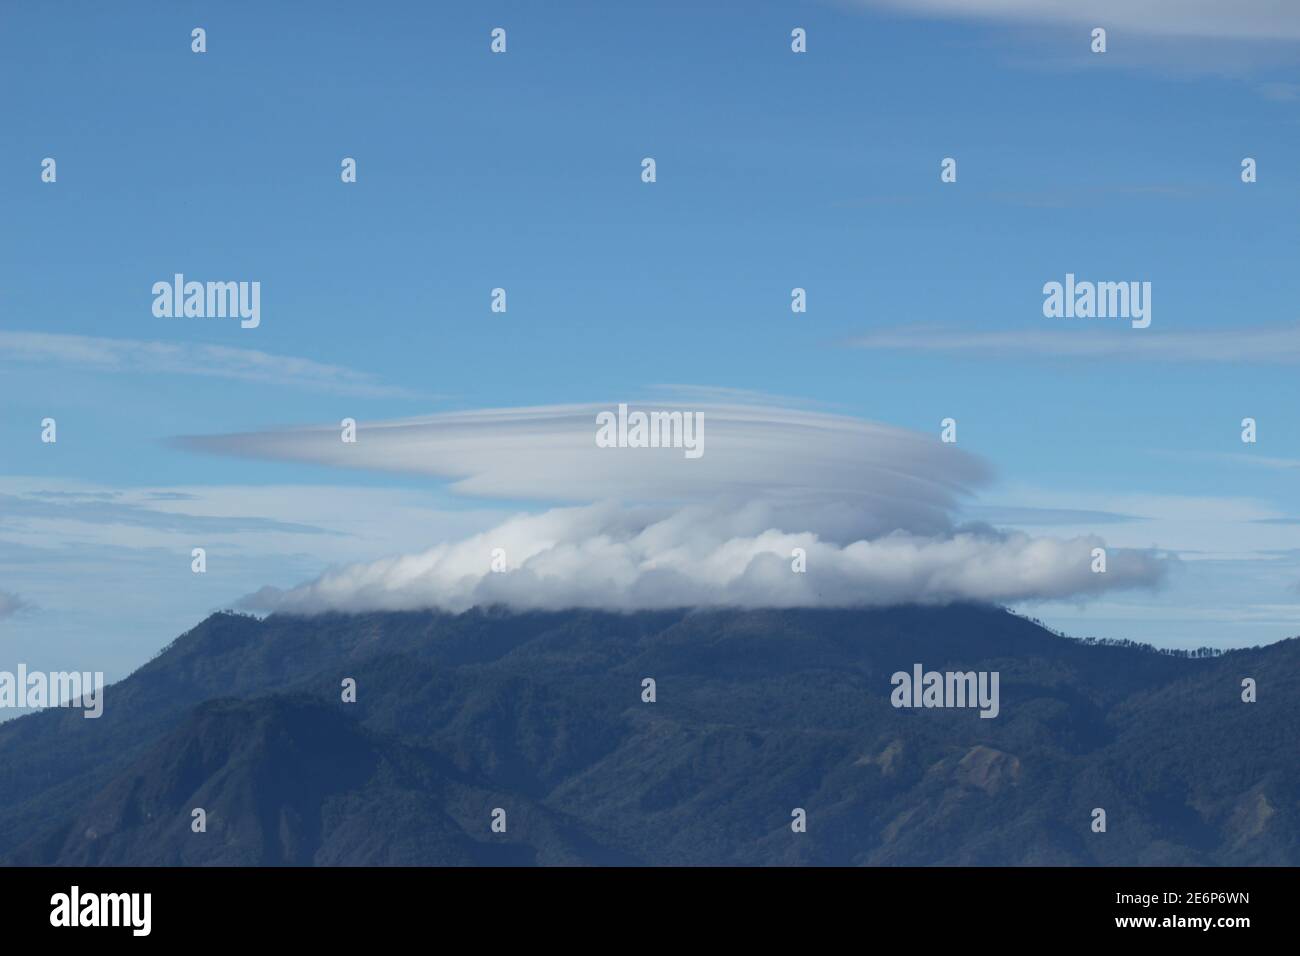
241,501 -> 1168,615
176,402 -> 1170,614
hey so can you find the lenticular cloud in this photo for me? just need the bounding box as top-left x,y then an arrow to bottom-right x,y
201,402 -> 1167,615
177,402 -> 989,541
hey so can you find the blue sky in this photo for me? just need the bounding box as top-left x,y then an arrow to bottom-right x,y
2,1 -> 1299,694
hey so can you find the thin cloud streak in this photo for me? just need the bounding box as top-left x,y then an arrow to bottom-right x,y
848,324 -> 1300,364
855,0 -> 1300,40
0,331 -> 421,398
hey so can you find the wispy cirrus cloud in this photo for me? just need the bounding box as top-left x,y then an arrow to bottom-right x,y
1258,81 -> 1300,101
0,491 -> 342,537
854,0 -> 1300,41
1238,456 -> 1300,471
852,1 -> 1300,79
847,323 -> 1300,364
0,331 -> 421,398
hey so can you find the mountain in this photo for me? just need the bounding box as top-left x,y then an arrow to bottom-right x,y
0,604 -> 1295,865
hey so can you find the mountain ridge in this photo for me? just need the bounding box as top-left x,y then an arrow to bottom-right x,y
1,604 -> 1294,865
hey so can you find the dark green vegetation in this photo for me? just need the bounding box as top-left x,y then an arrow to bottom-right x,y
0,605 -> 1294,865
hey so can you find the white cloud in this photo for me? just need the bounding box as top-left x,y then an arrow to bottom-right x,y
244,501 -> 1166,615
